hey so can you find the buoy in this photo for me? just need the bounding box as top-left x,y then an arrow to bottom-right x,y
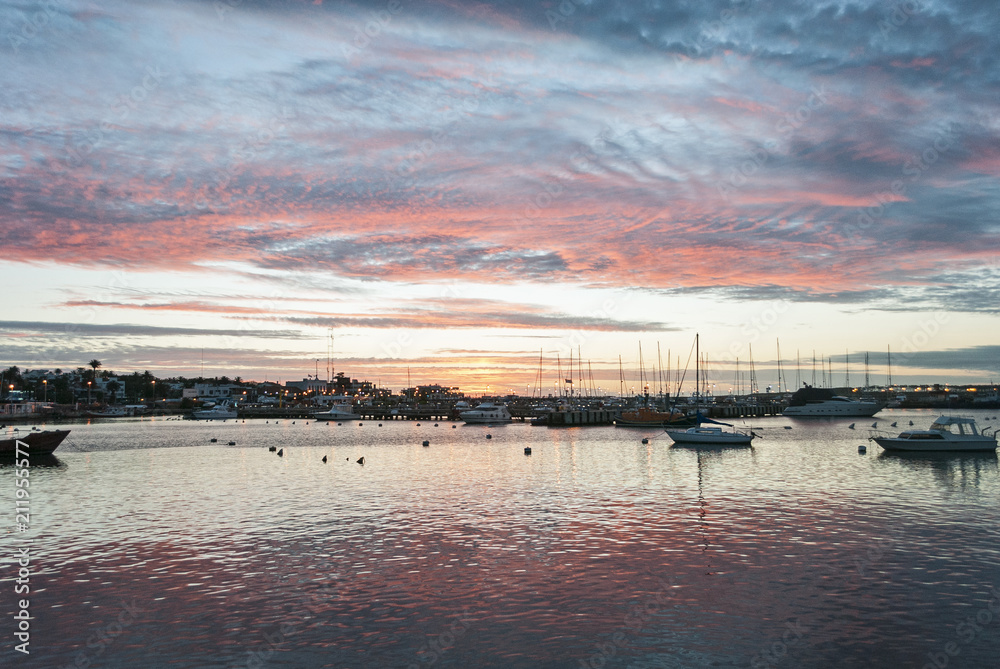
268,446 -> 276,452
434,423 -> 438,427
277,449 -> 284,457
337,422 -> 342,426
416,423 -> 421,426
358,422 -> 363,426
486,434 -> 492,439
210,438 -> 218,443
784,426 -> 792,430
909,421 -> 914,426
228,441 -> 236,446
524,446 -> 532,455
891,422 -> 897,427
452,425 -> 457,429
357,457 -> 365,465
322,455 -> 327,463
422,440 -> 430,447
848,423 -> 855,429
871,422 -> 878,428
378,423 -> 382,427
641,438 -> 649,444
858,444 -> 867,453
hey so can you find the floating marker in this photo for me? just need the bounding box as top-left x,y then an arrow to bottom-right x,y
379,423 -> 383,427
357,456 -> 365,465
277,448 -> 284,457
210,438 -> 218,443
228,441 -> 236,446
641,438 -> 649,444
891,422 -> 897,427
486,434 -> 492,439
268,445 -> 276,452
524,446 -> 532,455
322,455 -> 327,463
416,423 -> 421,426
423,440 -> 430,447
434,423 -> 439,427
848,423 -> 855,429
858,444 -> 867,453
359,422 -> 363,426
452,425 -> 457,429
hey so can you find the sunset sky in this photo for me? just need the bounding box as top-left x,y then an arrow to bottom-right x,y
2,0 -> 999,393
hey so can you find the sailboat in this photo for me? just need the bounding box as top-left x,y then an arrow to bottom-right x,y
665,334 -> 755,446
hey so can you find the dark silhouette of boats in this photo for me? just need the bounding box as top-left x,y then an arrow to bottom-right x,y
0,429 -> 70,456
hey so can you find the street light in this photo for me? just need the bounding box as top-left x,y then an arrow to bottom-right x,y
87,381 -> 92,405
151,380 -> 156,404
43,379 -> 47,402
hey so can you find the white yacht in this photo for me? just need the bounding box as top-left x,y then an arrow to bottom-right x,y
460,402 -> 512,424
192,402 -> 238,420
312,398 -> 358,421
871,416 -> 997,452
782,385 -> 881,417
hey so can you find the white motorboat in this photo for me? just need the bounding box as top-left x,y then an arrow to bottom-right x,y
782,385 -> 881,417
312,398 -> 358,421
665,425 -> 754,446
460,402 -> 512,424
192,402 -> 238,420
871,416 -> 997,452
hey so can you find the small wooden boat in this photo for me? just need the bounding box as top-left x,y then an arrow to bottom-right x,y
0,429 -> 71,456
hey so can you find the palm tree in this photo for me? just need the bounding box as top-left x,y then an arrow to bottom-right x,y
105,380 -> 121,405
88,360 -> 101,404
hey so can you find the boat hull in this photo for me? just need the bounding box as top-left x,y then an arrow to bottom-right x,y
665,428 -> 753,445
312,410 -> 359,421
873,437 -> 997,452
615,415 -> 697,428
0,430 -> 70,456
783,403 -> 881,417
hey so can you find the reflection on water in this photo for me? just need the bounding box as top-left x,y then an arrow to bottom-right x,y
0,412 -> 999,668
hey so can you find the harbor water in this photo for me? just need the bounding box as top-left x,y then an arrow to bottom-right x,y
2,410 -> 1000,668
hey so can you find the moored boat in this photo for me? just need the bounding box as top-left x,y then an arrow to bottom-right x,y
615,406 -> 697,427
782,385 -> 881,417
191,402 -> 238,420
0,429 -> 71,456
460,402 -> 512,424
312,398 -> 358,421
665,424 -> 754,446
871,416 -> 997,452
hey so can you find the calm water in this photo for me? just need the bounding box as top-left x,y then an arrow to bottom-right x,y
2,410 -> 1000,668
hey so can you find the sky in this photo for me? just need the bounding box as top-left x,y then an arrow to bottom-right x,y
1,0 -> 999,394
